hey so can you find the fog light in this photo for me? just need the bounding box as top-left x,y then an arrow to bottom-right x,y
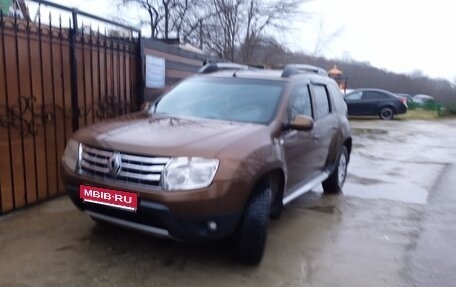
207,221 -> 217,232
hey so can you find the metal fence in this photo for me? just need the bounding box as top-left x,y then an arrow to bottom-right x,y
0,0 -> 142,214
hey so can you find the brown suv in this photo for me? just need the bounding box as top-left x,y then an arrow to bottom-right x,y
61,64 -> 352,264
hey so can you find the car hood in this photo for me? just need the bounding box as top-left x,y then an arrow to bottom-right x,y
73,112 -> 270,158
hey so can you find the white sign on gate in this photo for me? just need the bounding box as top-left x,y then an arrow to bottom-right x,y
145,55 -> 166,89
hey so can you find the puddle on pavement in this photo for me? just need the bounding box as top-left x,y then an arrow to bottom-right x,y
348,174 -> 386,185
313,182 -> 429,205
307,205 -> 339,214
317,155 -> 446,205
342,121 -> 456,205
352,128 -> 389,136
310,151 -> 446,205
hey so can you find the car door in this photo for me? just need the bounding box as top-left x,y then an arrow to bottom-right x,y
361,91 -> 383,114
344,91 -> 363,115
310,83 -> 338,171
282,83 -> 320,189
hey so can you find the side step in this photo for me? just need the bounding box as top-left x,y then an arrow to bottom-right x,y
282,171 -> 330,205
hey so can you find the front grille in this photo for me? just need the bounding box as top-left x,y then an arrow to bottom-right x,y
79,144 -> 170,188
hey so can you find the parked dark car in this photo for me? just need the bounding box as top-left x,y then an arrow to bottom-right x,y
344,89 -> 408,120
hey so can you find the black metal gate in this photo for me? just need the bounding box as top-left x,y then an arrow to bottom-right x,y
0,0 -> 142,214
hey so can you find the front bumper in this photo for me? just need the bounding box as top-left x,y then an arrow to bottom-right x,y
66,184 -> 242,242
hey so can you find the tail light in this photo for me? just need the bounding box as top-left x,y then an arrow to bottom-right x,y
401,97 -> 408,107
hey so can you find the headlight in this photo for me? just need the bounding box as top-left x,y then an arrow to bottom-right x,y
62,139 -> 81,172
163,157 -> 219,191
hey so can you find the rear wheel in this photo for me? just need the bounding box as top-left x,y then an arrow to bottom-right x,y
270,175 -> 283,220
235,182 -> 272,265
323,146 -> 348,194
379,107 -> 394,120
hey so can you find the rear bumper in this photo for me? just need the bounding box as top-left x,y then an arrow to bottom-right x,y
396,104 -> 408,114
66,184 -> 241,242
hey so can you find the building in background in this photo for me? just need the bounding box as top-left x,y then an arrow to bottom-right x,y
328,65 -> 348,94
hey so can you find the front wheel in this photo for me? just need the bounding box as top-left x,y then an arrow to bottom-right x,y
323,146 -> 348,194
235,183 -> 272,265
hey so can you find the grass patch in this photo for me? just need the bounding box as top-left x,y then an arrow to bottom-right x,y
396,108 -> 440,120
399,102 -> 456,120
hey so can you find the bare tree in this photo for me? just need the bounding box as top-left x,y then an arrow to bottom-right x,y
311,18 -> 344,57
118,0 -> 201,39
191,0 -> 305,62
240,0 -> 304,63
212,0 -> 243,60
118,0 -> 161,37
168,0 -> 199,39
119,0 -> 306,62
242,36 -> 291,67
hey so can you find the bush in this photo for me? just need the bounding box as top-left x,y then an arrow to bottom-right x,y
409,100 -> 442,111
439,104 -> 456,117
407,101 -> 419,110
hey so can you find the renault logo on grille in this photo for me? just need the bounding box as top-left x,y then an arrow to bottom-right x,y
108,152 -> 122,178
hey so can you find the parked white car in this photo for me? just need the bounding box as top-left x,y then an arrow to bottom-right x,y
413,94 -> 434,104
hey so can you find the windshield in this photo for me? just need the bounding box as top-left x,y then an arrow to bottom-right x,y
151,77 -> 284,124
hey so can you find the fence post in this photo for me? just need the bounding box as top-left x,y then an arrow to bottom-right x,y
136,31 -> 144,109
69,8 -> 79,131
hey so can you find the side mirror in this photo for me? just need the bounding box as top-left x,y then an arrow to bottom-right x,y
289,115 -> 314,131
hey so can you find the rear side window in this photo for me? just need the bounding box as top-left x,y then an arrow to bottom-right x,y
312,84 -> 330,119
328,82 -> 345,111
362,91 -> 388,100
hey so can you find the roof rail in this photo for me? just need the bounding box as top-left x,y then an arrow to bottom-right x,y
198,62 -> 251,74
281,64 -> 328,78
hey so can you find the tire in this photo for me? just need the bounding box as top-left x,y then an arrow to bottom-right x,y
235,183 -> 272,265
269,195 -> 283,220
323,146 -> 348,194
379,107 -> 394,120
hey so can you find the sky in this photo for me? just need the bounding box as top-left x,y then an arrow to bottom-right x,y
288,0 -> 456,81
25,0 -> 455,81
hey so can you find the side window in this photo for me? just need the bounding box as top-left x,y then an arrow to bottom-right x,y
363,91 -> 386,100
288,85 -> 312,121
328,82 -> 345,111
345,91 -> 362,100
312,84 -> 330,119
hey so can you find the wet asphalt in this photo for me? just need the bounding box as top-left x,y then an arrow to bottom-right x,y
1,119 -> 456,287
